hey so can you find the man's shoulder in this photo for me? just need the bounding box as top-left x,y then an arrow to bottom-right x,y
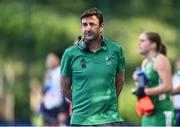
105,38 -> 123,50
64,43 -> 79,54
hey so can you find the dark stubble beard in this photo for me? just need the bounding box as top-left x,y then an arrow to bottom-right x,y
83,33 -> 101,46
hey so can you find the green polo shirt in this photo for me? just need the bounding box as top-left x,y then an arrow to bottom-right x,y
61,37 -> 125,125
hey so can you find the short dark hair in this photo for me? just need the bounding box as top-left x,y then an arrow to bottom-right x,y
80,8 -> 103,25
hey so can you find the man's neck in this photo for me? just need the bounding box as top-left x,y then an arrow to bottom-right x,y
88,36 -> 102,52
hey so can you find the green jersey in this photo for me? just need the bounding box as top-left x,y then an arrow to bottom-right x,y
141,54 -> 174,126
61,37 -> 125,125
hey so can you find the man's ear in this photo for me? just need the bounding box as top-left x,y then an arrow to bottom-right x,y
100,23 -> 104,32
80,23 -> 83,31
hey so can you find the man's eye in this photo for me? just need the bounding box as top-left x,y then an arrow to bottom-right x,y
140,39 -> 145,42
89,23 -> 95,26
82,23 -> 88,26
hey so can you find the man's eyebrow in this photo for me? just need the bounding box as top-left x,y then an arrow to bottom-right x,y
82,22 -> 87,25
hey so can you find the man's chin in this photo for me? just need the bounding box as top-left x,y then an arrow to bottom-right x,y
84,38 -> 94,43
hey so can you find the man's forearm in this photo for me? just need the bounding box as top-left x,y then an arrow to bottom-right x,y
60,76 -> 72,102
116,81 -> 123,96
116,72 -> 125,96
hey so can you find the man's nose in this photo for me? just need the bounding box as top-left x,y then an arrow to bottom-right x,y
85,24 -> 91,31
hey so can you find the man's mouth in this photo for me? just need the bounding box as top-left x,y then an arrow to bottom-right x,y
85,31 -> 94,36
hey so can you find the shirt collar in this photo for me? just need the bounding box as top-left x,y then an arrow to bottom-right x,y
100,37 -> 108,51
77,36 -> 108,51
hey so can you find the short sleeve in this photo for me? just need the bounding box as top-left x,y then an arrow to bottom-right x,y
60,49 -> 72,77
117,46 -> 125,72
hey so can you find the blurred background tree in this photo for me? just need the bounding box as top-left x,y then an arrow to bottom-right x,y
0,0 -> 179,125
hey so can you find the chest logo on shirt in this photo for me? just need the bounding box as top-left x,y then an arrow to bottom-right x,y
80,58 -> 86,69
105,56 -> 112,65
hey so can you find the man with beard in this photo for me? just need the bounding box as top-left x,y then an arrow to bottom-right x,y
60,8 -> 125,126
